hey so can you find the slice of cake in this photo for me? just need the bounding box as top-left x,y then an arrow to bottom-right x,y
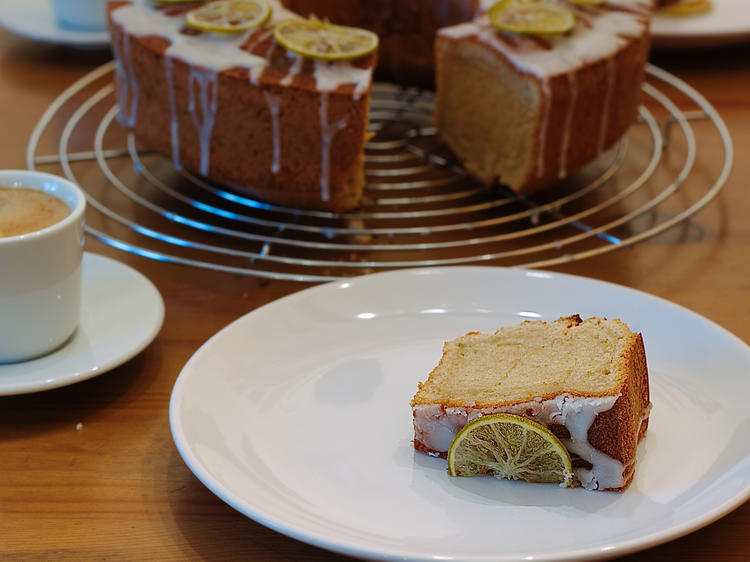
108,0 -> 376,212
435,0 -> 652,195
411,315 -> 651,491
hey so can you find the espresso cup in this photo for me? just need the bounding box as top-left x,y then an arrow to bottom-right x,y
52,0 -> 107,31
0,170 -> 86,364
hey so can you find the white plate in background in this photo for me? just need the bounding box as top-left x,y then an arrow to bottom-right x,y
652,0 -> 750,48
0,0 -> 109,48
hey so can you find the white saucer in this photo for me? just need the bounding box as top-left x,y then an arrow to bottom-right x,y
0,0 -> 109,48
0,252 -> 164,395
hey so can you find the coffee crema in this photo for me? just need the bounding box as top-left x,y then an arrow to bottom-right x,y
0,186 -> 71,238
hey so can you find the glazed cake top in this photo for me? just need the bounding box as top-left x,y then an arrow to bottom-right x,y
111,0 -> 652,91
109,0 -> 375,95
440,0 -> 653,78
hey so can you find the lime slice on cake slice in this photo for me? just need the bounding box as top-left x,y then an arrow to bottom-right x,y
489,0 -> 576,35
186,0 -> 272,33
273,16 -> 379,60
447,413 -> 574,486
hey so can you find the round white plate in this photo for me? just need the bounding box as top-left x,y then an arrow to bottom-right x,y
0,252 -> 163,395
652,0 -> 750,48
0,0 -> 109,48
170,266 -> 750,561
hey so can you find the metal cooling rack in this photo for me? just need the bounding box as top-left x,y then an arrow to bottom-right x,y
27,63 -> 733,282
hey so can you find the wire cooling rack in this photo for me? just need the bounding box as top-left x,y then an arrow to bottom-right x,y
27,62 -> 733,282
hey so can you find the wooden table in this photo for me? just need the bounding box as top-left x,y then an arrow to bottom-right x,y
1,26 -> 749,561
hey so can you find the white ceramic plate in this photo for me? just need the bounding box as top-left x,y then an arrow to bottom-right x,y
0,252 -> 164,395
652,0 -> 750,48
170,267 -> 750,561
0,0 -> 109,48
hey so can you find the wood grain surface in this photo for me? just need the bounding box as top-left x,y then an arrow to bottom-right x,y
1,25 -> 749,561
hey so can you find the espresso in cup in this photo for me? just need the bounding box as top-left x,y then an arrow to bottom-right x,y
0,186 -> 71,238
0,171 -> 86,364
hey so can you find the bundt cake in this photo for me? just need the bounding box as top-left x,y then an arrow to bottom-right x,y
411,315 -> 651,491
107,0 -> 653,211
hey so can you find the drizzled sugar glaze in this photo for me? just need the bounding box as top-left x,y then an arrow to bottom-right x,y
413,392 -> 651,491
110,0 -> 373,196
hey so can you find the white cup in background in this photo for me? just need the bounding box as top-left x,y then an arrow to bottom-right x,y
52,0 -> 107,31
0,170 -> 86,364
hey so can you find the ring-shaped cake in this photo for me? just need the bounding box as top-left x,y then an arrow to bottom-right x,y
108,0 -> 653,212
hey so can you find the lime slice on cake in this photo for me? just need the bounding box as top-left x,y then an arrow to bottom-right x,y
447,413 -> 574,486
489,0 -> 576,35
186,0 -> 272,33
273,16 -> 379,60
659,0 -> 712,16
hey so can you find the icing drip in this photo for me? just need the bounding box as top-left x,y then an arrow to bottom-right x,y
187,67 -> 219,176
559,71 -> 577,180
112,28 -> 139,128
263,92 -> 282,175
536,78 -> 552,178
318,93 -> 348,202
281,53 -> 305,86
413,392 -> 636,490
246,29 -> 274,85
123,33 -> 140,127
546,395 -> 623,490
164,56 -> 181,170
598,57 -> 616,154
314,60 -> 372,100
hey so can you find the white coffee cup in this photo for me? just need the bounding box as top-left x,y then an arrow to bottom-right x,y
0,170 -> 86,364
52,0 -> 107,31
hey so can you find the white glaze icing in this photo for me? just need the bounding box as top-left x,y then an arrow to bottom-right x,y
536,78 -> 551,178
111,26 -> 139,128
123,32 -> 140,127
263,91 -> 282,175
413,392 -> 646,491
598,57 -> 616,154
246,29 -> 274,85
188,66 -> 219,176
559,71 -> 578,179
164,55 -> 181,170
280,52 -> 304,86
319,93 -> 349,202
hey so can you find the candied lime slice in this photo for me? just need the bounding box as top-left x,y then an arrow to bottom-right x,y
447,413 -> 574,486
489,0 -> 576,35
659,0 -> 712,16
186,0 -> 272,33
273,16 -> 379,60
